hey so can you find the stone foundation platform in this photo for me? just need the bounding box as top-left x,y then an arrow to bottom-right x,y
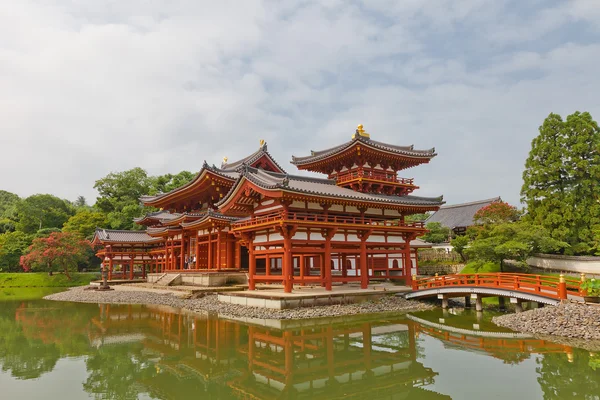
147,271 -> 248,287
218,283 -> 410,309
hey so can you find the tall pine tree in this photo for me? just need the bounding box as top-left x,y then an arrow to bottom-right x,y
521,111 -> 600,254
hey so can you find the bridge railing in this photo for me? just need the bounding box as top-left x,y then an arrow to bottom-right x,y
412,273 -> 581,300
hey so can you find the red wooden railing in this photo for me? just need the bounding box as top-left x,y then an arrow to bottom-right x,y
232,211 -> 425,229
411,273 -> 582,300
336,170 -> 415,185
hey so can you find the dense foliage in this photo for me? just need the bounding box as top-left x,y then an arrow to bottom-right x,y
0,168 -> 194,272
20,232 -> 92,279
421,222 -> 451,244
473,202 -> 520,225
521,111 -> 600,255
465,221 -> 567,272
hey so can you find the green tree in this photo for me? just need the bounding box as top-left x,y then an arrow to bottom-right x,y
450,235 -> 469,262
405,213 -> 431,223
536,351 -> 600,400
20,232 -> 91,279
465,221 -> 567,272
0,190 -> 20,234
94,168 -> 154,230
473,202 -> 520,225
63,210 -> 108,239
14,194 -> 75,234
521,111 -> 600,254
150,170 -> 195,194
74,195 -> 88,209
0,231 -> 33,271
421,222 -> 451,244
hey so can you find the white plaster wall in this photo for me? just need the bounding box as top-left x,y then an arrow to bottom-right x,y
384,210 -> 401,217
333,234 -> 346,241
369,235 -> 386,243
307,202 -> 322,210
346,206 -> 359,214
269,232 -> 284,241
386,236 -> 406,243
527,256 -> 600,275
330,205 -> 344,212
261,199 -> 275,206
294,231 -> 308,240
254,234 -> 268,243
291,201 -> 305,209
256,205 -> 282,214
346,234 -> 361,242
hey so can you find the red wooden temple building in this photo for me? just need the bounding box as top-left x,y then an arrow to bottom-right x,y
92,125 -> 443,291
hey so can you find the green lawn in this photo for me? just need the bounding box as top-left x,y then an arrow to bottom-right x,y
459,262 -> 501,274
0,272 -> 99,288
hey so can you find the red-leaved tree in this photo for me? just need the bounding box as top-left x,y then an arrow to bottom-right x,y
20,232 -> 91,279
473,202 -> 520,225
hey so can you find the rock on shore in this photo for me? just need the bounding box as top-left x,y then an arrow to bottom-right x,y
44,287 -> 433,320
493,302 -> 600,341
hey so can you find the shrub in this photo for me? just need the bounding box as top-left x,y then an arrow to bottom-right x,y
581,278 -> 600,297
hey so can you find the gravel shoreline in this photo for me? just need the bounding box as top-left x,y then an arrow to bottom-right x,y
492,302 -> 600,344
44,287 -> 433,320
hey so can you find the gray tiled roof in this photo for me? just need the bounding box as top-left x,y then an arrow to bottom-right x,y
291,135 -> 436,165
180,209 -> 240,228
217,166 -> 444,208
140,164 -> 238,204
221,142 -> 286,173
426,197 -> 502,229
133,211 -> 182,223
93,228 -> 162,243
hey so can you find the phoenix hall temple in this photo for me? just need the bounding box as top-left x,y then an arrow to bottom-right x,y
92,125 -> 444,292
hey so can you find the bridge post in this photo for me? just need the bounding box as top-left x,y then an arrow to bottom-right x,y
498,297 -> 506,310
411,275 -> 418,291
580,273 -> 586,296
438,294 -> 448,309
511,298 -> 523,313
464,296 -> 471,307
472,294 -> 483,312
558,274 -> 567,300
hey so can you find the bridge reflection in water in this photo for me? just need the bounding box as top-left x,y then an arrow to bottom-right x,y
69,304 -> 584,399
84,304 -> 448,399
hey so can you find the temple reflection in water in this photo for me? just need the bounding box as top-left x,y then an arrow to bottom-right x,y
84,304 -> 447,399
9,302 -> 596,400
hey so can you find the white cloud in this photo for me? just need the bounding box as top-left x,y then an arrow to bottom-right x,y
0,0 -> 599,209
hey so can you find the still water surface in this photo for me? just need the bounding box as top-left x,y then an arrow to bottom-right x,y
0,289 -> 598,400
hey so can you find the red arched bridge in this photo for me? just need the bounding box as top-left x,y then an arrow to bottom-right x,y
405,273 -> 583,307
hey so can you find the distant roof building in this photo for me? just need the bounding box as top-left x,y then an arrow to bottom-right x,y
426,197 -> 502,233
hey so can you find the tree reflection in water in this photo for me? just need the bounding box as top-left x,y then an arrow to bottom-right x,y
0,299 -> 598,400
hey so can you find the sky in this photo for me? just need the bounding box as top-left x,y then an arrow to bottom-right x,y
1,0 -> 600,207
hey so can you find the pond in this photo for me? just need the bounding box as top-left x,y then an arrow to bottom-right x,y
0,289 -> 599,399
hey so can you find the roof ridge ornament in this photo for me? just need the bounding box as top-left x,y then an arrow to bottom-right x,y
352,124 -> 370,140
221,156 -> 228,168
260,139 -> 267,150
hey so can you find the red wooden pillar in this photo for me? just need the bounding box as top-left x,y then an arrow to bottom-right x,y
195,231 -> 200,270
248,241 -> 256,290
207,229 -> 213,269
166,238 -> 170,271
108,256 -> 113,281
359,230 -> 371,289
129,257 -> 134,280
180,234 -> 185,271
235,242 -> 241,269
226,236 -> 234,269
283,230 -> 294,293
216,228 -> 222,270
323,228 -> 336,291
